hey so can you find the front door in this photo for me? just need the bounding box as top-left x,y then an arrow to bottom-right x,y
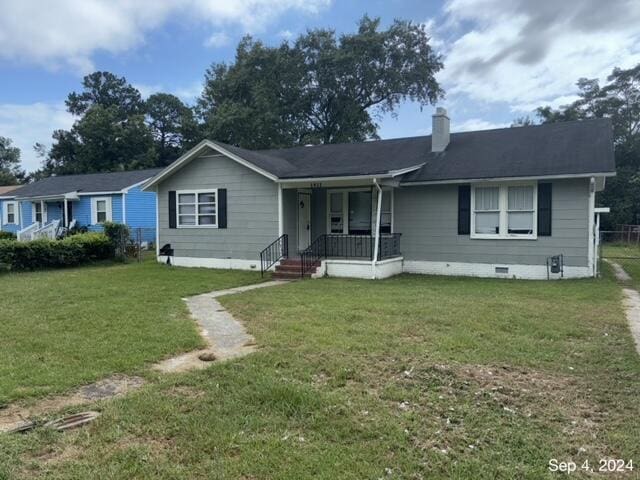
297,192 -> 311,251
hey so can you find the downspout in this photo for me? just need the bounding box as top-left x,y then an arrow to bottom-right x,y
587,177 -> 596,277
372,179 -> 383,279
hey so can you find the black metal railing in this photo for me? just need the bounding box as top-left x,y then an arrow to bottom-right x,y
260,234 -> 288,277
300,233 -> 402,276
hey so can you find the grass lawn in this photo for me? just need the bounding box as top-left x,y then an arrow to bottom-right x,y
1,269 -> 639,479
0,259 -> 262,403
602,243 -> 640,287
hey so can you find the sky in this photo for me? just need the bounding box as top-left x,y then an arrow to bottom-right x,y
1,0 -> 640,172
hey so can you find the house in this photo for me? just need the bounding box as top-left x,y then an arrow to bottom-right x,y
0,169 -> 161,242
142,109 -> 616,280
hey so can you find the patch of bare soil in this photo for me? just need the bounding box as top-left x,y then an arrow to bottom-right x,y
369,362 -> 607,458
0,375 -> 144,434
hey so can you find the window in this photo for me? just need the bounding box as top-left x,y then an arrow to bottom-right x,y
379,190 -> 392,234
474,187 -> 500,235
507,186 -> 534,235
329,192 -> 344,233
4,201 -> 17,224
91,197 -> 112,224
33,202 -> 46,224
471,184 -> 537,239
177,190 -> 217,227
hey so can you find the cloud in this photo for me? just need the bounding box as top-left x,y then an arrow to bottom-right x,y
204,32 -> 232,48
278,29 -> 294,40
0,0 -> 332,73
0,103 -> 74,172
439,0 -> 640,111
453,118 -> 509,132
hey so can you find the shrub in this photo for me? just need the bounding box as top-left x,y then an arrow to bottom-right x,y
102,222 -> 130,259
0,233 -> 114,271
0,231 -> 16,241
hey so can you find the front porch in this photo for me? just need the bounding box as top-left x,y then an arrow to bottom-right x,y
264,182 -> 403,279
15,195 -> 77,241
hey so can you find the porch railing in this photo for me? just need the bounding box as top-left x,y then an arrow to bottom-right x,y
33,220 -> 61,240
260,234 -> 288,277
16,222 -> 41,241
300,233 -> 402,275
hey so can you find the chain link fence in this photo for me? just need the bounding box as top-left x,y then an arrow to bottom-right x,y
599,229 -> 640,275
113,227 -> 156,262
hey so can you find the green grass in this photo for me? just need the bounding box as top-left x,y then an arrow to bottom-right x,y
0,259 -> 262,403
603,244 -> 640,288
1,269 -> 639,479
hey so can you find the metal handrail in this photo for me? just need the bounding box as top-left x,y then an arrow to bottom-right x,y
260,234 -> 288,277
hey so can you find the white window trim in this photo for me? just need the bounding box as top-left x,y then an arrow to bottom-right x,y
91,197 -> 113,225
326,187 -> 393,235
32,202 -> 48,225
3,201 -> 18,225
176,189 -> 218,229
470,183 -> 538,240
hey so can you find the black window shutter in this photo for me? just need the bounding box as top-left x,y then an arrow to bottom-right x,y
458,185 -> 471,235
537,183 -> 552,236
168,191 -> 176,229
218,189 -> 227,228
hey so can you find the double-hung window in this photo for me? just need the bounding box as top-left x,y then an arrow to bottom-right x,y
177,190 -> 217,227
4,201 -> 17,224
471,184 -> 537,239
91,197 -> 112,224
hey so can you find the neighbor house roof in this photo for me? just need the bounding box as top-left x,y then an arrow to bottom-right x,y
144,118 -> 616,188
0,185 -> 20,196
12,168 -> 163,199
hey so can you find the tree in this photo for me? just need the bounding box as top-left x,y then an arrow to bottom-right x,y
198,15 -> 443,148
535,64 -> 640,228
146,93 -> 201,166
0,136 -> 25,185
44,72 -> 156,175
66,71 -> 144,118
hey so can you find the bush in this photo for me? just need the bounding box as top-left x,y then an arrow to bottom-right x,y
0,233 -> 114,271
102,222 -> 130,259
0,231 -> 16,241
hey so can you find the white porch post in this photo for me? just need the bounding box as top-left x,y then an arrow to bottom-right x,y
277,183 -> 283,237
63,197 -> 69,227
372,179 -> 383,279
40,200 -> 44,226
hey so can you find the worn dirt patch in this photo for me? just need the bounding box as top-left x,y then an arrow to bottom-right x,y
0,375 -> 144,433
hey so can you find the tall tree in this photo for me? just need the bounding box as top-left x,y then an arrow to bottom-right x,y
198,15 -> 443,148
44,72 -> 156,175
535,64 -> 640,228
0,136 -> 25,185
146,93 -> 200,166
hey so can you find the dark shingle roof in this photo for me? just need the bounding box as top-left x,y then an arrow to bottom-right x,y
401,118 -> 615,183
12,168 -> 163,199
218,118 -> 614,181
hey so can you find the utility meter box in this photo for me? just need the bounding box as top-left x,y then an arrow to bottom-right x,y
550,255 -> 561,274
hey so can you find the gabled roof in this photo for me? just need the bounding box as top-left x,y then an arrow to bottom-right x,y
144,117 -> 616,187
12,168 -> 163,199
0,185 -> 19,196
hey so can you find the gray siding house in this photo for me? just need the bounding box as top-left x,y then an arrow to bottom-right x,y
143,110 -> 615,280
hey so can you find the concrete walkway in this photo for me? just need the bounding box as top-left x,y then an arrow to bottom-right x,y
605,260 -> 640,356
154,280 -> 288,373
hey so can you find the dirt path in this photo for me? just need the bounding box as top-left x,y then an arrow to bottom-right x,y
1,279 -> 289,433
605,260 -> 640,355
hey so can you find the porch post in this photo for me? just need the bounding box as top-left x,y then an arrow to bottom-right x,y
372,179 -> 383,279
277,183 -> 283,237
63,198 -> 69,227
40,200 -> 44,226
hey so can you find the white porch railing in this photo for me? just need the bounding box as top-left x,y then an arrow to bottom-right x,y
17,222 -> 41,241
33,220 -> 61,240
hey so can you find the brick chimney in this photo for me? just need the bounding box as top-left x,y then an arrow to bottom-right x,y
431,107 -> 450,152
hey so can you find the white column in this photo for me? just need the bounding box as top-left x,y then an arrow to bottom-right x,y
587,177 -> 596,277
372,179 -> 383,279
277,184 -> 283,237
63,198 -> 68,227
40,200 -> 44,226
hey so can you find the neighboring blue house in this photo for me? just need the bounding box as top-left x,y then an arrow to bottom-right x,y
0,169 -> 160,242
